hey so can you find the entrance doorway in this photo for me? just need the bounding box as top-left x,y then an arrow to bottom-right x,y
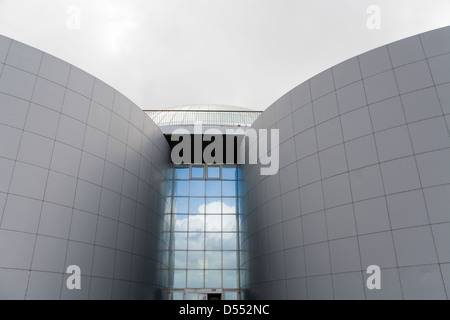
207,293 -> 222,300
168,289 -> 241,300
183,289 -> 222,300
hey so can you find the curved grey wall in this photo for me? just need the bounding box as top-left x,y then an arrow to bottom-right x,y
0,35 -> 171,299
241,26 -> 450,300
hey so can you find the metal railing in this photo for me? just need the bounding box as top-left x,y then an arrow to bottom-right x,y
145,110 -> 262,127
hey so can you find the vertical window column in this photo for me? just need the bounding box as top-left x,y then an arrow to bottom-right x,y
167,164 -> 241,299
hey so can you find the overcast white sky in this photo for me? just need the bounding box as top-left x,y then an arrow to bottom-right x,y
0,0 -> 449,111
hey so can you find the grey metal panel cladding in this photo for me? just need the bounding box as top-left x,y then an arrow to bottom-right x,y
241,26 -> 450,300
0,35 -> 171,300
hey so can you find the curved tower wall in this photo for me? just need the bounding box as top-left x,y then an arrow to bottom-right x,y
241,26 -> 450,300
0,35 -> 171,299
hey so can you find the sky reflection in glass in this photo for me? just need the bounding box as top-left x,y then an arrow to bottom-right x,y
168,164 -> 240,294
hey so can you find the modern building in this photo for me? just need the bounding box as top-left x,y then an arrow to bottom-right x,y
146,105 -> 261,300
0,26 -> 449,300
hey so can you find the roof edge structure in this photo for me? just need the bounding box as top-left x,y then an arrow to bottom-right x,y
144,105 -> 263,134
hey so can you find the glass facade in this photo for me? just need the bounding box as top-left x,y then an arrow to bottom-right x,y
166,165 -> 242,300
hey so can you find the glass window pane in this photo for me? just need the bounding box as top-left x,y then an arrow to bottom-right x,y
223,251 -> 238,269
205,215 -> 221,232
173,197 -> 188,213
166,181 -> 173,196
223,215 -> 237,232
206,180 -> 221,197
164,198 -> 172,214
172,270 -> 186,288
222,166 -> 237,180
191,166 -> 204,179
185,293 -> 198,300
240,269 -> 246,288
188,233 -> 204,250
205,233 -> 221,250
175,167 -> 189,179
173,251 -> 187,269
223,292 -> 239,300
162,227 -> 170,242
173,215 -> 188,231
167,167 -> 174,180
174,181 -> 189,196
222,113 -> 232,125
188,251 -> 204,269
205,270 -> 221,288
205,198 -> 222,214
207,166 -> 220,179
222,198 -> 237,214
187,270 -> 204,288
173,233 -> 187,250
223,270 -> 238,289
239,197 -> 243,214
189,215 -> 204,232
223,233 -> 237,250
171,291 -> 184,300
205,251 -> 222,269
189,197 -> 205,214
190,180 -> 205,197
223,181 -> 237,197
184,112 -> 195,124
